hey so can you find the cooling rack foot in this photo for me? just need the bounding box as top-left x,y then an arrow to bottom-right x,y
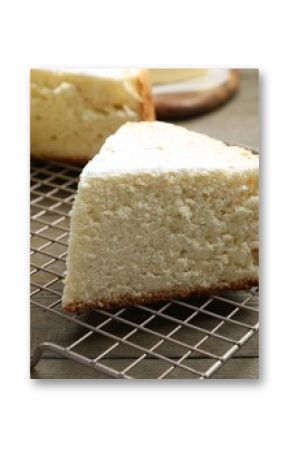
30,342 -> 68,369
30,342 -> 132,378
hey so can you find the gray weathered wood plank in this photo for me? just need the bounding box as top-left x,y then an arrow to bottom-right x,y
31,306 -> 258,359
31,357 -> 258,379
178,69 -> 259,151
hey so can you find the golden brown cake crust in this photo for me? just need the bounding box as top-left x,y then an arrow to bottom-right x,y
136,69 -> 156,121
63,279 -> 258,313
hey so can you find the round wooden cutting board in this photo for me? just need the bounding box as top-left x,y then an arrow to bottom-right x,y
153,69 -> 240,120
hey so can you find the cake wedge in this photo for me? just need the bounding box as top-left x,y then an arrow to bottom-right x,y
62,121 -> 259,312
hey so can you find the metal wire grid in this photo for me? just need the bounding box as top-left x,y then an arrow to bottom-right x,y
30,159 -> 259,379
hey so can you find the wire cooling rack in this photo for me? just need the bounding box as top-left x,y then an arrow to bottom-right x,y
30,158 -> 259,379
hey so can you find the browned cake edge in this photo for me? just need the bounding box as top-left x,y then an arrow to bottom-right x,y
63,279 -> 259,313
136,69 -> 156,121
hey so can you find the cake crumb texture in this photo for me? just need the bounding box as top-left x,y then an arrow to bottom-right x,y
62,122 -> 259,311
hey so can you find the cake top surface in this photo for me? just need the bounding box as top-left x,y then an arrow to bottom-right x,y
31,68 -> 142,81
82,122 -> 258,178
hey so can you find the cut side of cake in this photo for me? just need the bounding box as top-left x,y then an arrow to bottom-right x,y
62,122 -> 259,312
30,68 -> 155,163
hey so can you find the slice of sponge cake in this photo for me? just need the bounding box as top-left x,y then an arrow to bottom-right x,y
62,121 -> 259,312
30,68 -> 155,163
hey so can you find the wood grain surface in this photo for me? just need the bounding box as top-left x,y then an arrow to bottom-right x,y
154,70 -> 240,120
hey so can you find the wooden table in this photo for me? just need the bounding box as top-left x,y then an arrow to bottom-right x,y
31,69 -> 259,379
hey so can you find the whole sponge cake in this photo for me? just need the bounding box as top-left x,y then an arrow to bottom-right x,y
62,122 -> 259,312
30,68 -> 155,163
